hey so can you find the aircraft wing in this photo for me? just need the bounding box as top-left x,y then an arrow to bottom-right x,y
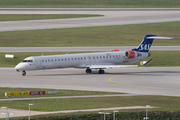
87,59 -> 152,69
89,65 -> 138,69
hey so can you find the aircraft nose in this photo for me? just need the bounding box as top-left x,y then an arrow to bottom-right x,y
14,63 -> 27,71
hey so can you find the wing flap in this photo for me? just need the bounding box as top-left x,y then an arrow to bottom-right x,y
89,65 -> 138,69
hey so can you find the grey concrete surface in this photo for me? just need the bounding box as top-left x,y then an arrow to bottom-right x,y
0,8 -> 180,31
0,67 -> 180,96
0,46 -> 180,52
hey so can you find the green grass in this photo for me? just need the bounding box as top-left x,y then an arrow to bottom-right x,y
0,0 -> 179,8
0,21 -> 180,47
0,51 -> 180,67
0,87 -> 123,99
1,88 -> 180,119
133,51 -> 180,67
0,95 -> 180,112
0,14 -> 103,21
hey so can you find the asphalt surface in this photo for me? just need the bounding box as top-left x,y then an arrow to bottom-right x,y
1,67 -> 180,96
0,8 -> 180,118
0,8 -> 180,31
0,46 -> 180,52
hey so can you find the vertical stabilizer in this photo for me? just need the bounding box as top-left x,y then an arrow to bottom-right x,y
132,35 -> 156,52
132,34 -> 172,52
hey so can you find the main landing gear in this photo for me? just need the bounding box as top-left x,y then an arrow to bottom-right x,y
86,68 -> 92,74
98,69 -> 105,74
22,71 -> 26,76
85,68 -> 105,74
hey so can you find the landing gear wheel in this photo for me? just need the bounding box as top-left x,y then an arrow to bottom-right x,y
98,69 -> 105,74
86,68 -> 92,74
22,71 -> 26,76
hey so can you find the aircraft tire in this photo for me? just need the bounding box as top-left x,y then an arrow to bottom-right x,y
86,69 -> 92,74
22,71 -> 26,76
98,69 -> 105,74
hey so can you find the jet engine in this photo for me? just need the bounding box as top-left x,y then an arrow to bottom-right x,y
125,50 -> 141,58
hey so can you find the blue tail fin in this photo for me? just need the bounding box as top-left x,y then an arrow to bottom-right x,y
132,34 -> 156,52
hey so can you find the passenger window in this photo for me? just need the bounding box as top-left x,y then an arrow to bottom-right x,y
68,58 -> 70,61
48,60 -> 50,62
71,58 -> 73,60
58,59 -> 60,61
45,60 -> 47,62
42,60 -> 44,62
61,59 -> 63,61
84,57 -> 86,60
51,59 -> 53,62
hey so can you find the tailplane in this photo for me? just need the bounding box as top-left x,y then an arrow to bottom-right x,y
132,34 -> 172,52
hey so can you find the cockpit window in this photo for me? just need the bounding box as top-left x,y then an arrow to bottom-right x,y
28,60 -> 33,62
22,60 -> 33,62
22,60 -> 27,62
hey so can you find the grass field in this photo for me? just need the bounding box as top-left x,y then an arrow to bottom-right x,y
0,51 -> 180,67
0,95 -> 180,112
1,88 -> 180,119
0,87 -> 122,99
0,14 -> 103,21
0,21 -> 180,47
0,0 -> 179,8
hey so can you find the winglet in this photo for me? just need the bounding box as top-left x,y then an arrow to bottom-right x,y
139,59 -> 152,66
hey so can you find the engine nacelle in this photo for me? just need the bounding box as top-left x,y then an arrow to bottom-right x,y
125,50 -> 140,58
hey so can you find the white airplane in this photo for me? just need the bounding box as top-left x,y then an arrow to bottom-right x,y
15,34 -> 172,76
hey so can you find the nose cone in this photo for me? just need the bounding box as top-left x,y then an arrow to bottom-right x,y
14,63 -> 27,71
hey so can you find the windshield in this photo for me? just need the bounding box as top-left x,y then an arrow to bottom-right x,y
22,60 -> 33,62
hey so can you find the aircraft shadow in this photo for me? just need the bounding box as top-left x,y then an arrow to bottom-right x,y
32,70 -> 180,77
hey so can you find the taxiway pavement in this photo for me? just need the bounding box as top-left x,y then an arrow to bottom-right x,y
0,8 -> 180,31
0,67 -> 180,96
0,46 -> 180,52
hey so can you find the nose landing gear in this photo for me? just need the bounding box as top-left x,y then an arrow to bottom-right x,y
22,71 -> 26,76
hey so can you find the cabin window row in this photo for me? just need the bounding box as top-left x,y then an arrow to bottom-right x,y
41,55 -> 120,62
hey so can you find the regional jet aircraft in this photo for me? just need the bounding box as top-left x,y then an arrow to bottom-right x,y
15,35 -> 172,76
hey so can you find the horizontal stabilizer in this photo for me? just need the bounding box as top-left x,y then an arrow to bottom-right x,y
146,36 -> 173,39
